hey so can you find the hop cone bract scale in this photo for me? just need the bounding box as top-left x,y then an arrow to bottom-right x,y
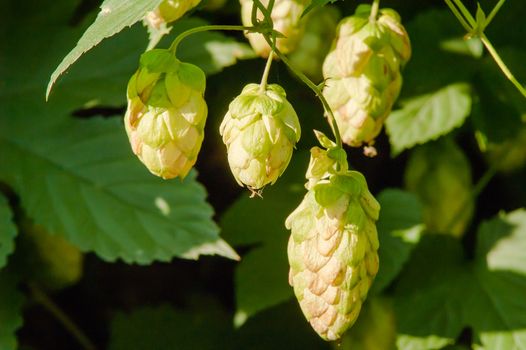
220,83 -> 301,190
125,49 -> 207,179
286,152 -> 380,341
322,6 -> 411,148
145,0 -> 201,28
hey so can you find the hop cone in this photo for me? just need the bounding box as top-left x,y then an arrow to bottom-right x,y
240,0 -> 309,58
19,221 -> 84,291
125,49 -> 207,179
322,5 -> 411,147
287,149 -> 380,341
220,83 -> 301,190
145,0 -> 201,28
485,128 -> 526,173
288,6 -> 340,82
405,139 -> 473,237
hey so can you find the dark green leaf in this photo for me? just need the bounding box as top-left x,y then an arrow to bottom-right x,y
0,272 -> 24,350
371,189 -> 423,294
0,117 -> 237,263
0,194 -> 17,269
386,83 -> 472,155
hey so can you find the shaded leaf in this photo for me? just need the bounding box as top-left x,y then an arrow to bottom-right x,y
0,117 -> 237,264
386,83 -> 472,155
371,189 -> 423,294
0,194 -> 17,269
0,272 -> 24,350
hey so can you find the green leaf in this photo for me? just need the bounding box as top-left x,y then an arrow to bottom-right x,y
220,153 -> 308,326
47,0 -> 164,97
469,209 -> 526,349
386,83 -> 472,155
0,194 -> 17,269
393,235 -> 469,350
393,210 -> 526,350
371,189 -> 423,294
0,272 -> 24,350
0,117 -> 237,264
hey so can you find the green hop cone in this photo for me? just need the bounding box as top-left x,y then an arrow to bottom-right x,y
18,221 -> 84,291
322,5 -> 411,148
286,148 -> 380,341
125,49 -> 207,179
337,297 -> 396,350
220,83 -> 301,190
240,0 -> 309,58
405,139 -> 474,237
145,0 -> 201,28
288,6 -> 340,82
485,128 -> 526,173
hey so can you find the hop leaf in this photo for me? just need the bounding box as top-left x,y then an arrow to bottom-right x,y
322,6 -> 411,148
125,49 -> 208,179
286,155 -> 380,341
145,0 -> 202,29
404,138 -> 474,237
240,0 -> 309,58
220,83 -> 301,190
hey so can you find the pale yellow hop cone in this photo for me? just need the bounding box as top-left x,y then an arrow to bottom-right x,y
220,83 -> 301,190
145,0 -> 201,29
240,0 -> 309,58
288,6 -> 340,82
286,148 -> 380,341
405,139 -> 474,237
322,5 -> 411,147
125,49 -> 207,179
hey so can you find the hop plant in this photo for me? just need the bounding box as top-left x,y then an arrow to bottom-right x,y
322,5 -> 411,148
125,49 -> 207,179
405,139 -> 474,237
220,83 -> 301,190
240,0 -> 309,58
288,6 -> 340,82
286,146 -> 380,341
484,128 -> 526,173
145,0 -> 201,29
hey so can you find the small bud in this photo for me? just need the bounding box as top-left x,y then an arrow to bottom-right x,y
125,49 -> 207,179
322,7 -> 411,148
220,83 -> 301,190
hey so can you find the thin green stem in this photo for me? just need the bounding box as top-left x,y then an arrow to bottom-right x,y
480,34 -> 526,98
259,52 -> 274,92
485,0 -> 506,28
451,0 -> 477,27
369,0 -> 381,23
29,283 -> 97,350
169,25 -> 251,54
444,0 -> 473,32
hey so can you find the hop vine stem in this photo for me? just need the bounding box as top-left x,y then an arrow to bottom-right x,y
28,283 -> 97,350
370,0 -> 381,22
445,0 -> 526,98
169,25 -> 253,54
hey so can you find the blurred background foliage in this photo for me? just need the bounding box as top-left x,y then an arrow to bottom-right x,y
1,0 -> 526,349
